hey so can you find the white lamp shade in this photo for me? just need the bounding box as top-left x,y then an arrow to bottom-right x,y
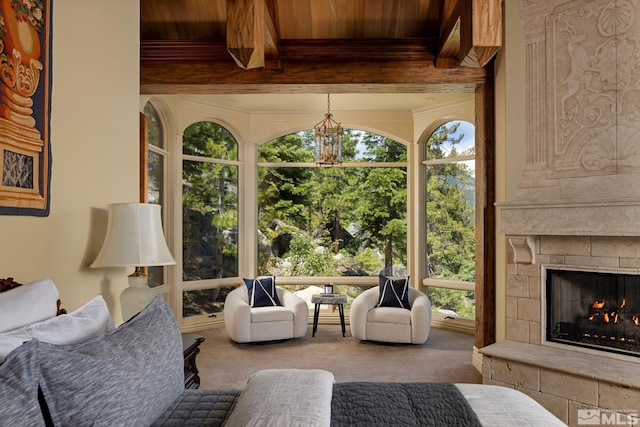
91,203 -> 176,268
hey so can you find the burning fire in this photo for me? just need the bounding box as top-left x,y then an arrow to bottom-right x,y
588,298 -> 630,324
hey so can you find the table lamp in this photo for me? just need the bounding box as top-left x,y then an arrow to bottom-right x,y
91,203 -> 176,321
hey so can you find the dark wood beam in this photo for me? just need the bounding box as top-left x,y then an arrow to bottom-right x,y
140,58 -> 491,94
226,0 -> 266,69
141,38 -> 491,94
263,0 -> 281,69
475,81 -> 496,349
437,0 -> 462,68
459,0 -> 503,68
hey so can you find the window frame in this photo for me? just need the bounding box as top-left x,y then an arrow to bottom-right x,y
179,120 -> 242,327
256,131 -> 409,281
422,121 -> 477,334
140,94 -> 494,340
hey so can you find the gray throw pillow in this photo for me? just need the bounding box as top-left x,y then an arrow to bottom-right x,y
0,339 -> 45,427
37,296 -> 184,427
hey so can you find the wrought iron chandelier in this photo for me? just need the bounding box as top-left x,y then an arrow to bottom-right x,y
313,94 -> 343,166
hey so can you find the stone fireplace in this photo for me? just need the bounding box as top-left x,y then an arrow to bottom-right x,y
483,0 -> 640,425
546,268 -> 640,357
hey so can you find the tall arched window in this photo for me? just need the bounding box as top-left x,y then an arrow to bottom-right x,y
257,129 -> 408,303
424,120 -> 476,320
142,101 -> 168,288
181,121 -> 239,318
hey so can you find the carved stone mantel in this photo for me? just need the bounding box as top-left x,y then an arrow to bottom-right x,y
500,0 -> 640,237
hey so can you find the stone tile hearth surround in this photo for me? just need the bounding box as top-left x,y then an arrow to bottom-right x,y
486,0 -> 640,426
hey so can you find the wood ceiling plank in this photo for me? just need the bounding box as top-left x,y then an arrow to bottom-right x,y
141,0 -> 225,40
275,0 -> 313,39
227,0 -> 266,69
459,0 -> 502,68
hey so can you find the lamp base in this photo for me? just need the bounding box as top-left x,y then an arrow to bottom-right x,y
120,271 -> 161,322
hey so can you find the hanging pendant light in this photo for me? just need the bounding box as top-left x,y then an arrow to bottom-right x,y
314,94 -> 343,166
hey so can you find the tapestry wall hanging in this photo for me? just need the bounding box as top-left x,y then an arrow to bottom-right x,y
0,0 -> 52,217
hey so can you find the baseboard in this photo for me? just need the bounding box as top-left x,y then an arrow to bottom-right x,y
472,346 -> 483,374
430,313 -> 475,334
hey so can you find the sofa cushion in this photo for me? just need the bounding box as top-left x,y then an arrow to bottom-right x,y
244,277 -> 282,307
0,278 -> 59,333
0,340 -> 45,426
37,296 -> 184,427
377,274 -> 410,309
0,295 -> 115,363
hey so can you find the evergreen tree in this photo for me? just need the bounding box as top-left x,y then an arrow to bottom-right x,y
258,133 -> 314,232
182,122 -> 239,280
351,134 -> 407,271
425,122 -> 475,317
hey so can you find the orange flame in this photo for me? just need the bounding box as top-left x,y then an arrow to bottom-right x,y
593,300 -> 605,309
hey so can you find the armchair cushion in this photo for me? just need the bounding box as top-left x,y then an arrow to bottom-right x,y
251,306 -> 294,323
377,274 -> 410,309
367,307 -> 411,325
244,276 -> 282,307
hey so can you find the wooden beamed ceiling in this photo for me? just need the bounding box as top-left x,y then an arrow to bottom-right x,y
140,0 -> 503,94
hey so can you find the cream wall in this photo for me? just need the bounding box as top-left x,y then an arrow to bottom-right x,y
0,0 -> 140,325
493,0 -> 527,341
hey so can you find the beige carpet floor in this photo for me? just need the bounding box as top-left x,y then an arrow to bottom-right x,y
193,324 -> 482,390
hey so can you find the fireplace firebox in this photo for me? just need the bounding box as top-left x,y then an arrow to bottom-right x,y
546,269 -> 640,357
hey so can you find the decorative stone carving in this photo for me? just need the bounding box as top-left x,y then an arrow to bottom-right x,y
508,236 -> 536,264
498,0 -> 640,237
549,0 -> 640,177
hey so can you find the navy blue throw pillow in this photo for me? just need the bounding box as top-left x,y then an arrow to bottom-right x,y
244,276 -> 282,307
377,274 -> 410,309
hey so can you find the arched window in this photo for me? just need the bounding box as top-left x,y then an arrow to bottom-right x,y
424,120 -> 476,320
181,121 -> 239,318
257,129 -> 408,303
142,101 -> 168,288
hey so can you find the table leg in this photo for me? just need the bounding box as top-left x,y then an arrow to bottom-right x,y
313,303 -> 321,337
338,304 -> 346,337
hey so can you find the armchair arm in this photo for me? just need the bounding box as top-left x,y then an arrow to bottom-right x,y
223,286 -> 252,343
350,287 -> 379,340
279,288 -> 310,338
410,294 -> 432,344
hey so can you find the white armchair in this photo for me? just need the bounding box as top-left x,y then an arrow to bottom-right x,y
350,286 -> 432,344
223,285 -> 309,343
